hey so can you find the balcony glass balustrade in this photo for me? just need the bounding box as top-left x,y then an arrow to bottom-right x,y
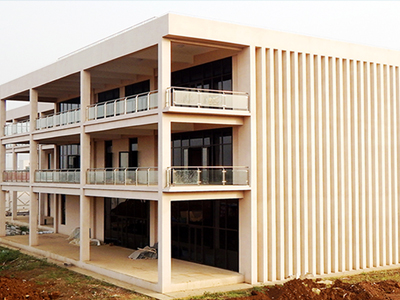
167,166 -> 249,186
87,167 -> 158,185
35,169 -> 80,183
3,170 -> 30,182
166,87 -> 249,111
87,91 -> 158,121
4,121 -> 30,136
36,108 -> 81,130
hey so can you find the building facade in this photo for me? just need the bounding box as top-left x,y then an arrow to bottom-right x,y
1,13 -> 400,293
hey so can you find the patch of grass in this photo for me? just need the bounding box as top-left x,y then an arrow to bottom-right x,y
0,248 -> 20,264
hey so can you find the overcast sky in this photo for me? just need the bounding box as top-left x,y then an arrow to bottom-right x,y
1,1 -> 399,89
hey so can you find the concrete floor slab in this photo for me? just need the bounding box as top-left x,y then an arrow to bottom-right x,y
0,233 -> 245,296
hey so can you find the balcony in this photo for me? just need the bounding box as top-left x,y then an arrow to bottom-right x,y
87,167 -> 158,185
87,91 -> 158,121
35,169 -> 80,184
167,166 -> 249,186
4,121 -> 30,136
36,108 -> 81,130
3,170 -> 30,182
166,87 -> 249,111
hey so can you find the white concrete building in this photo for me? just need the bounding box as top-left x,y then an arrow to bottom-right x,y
1,13 -> 400,294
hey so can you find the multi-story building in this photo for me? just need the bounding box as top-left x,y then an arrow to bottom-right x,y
1,13 -> 400,294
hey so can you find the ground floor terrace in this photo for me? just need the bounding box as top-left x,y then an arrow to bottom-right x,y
0,232 -> 248,297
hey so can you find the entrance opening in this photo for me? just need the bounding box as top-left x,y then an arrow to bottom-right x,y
171,199 -> 239,271
104,198 -> 149,249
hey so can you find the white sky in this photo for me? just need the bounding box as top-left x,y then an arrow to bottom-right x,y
1,1 -> 400,107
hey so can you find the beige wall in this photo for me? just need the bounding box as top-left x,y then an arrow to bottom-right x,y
138,135 -> 157,167
94,197 -> 104,241
257,47 -> 400,281
58,195 -> 80,236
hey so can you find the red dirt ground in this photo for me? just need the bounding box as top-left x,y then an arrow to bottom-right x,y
0,276 -> 58,299
3,274 -> 400,299
228,278 -> 400,300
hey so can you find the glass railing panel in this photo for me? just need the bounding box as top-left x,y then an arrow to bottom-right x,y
173,90 -> 198,107
88,106 -> 96,121
136,169 -> 148,185
116,100 -> 125,115
148,169 -> 158,185
3,170 -> 30,182
137,95 -> 148,111
97,104 -> 105,119
126,97 -> 136,113
225,94 -> 249,110
87,91 -> 158,121
168,88 -> 249,111
105,170 -> 114,184
172,168 -> 199,185
106,102 -> 115,117
54,114 -> 60,127
149,93 -> 158,109
126,169 -> 137,184
86,168 -> 157,185
168,167 -> 249,186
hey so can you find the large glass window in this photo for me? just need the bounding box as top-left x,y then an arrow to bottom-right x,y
171,57 -> 232,91
59,97 -> 80,112
171,199 -> 239,271
59,145 -> 80,169
125,80 -> 150,96
171,128 -> 232,167
104,198 -> 149,249
98,88 -> 120,103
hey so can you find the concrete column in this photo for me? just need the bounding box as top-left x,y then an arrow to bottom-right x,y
11,149 -> 18,220
80,70 -> 91,261
149,201 -> 157,246
157,38 -> 172,293
0,99 -> 6,236
236,46 -> 258,284
29,89 -> 39,245
80,195 -> 91,261
255,47 -> 267,282
53,194 -> 58,233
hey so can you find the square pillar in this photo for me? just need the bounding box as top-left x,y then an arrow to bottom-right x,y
11,191 -> 17,220
80,195 -> 91,261
157,38 -> 172,293
236,46 -> 258,284
80,70 -> 91,261
0,99 -> 6,236
29,89 -> 39,245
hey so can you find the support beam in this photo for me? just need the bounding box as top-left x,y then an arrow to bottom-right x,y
80,70 -> 91,261
157,38 -> 172,293
29,89 -> 39,246
0,99 -> 6,237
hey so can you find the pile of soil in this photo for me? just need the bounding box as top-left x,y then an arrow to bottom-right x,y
0,277 -> 59,299
230,278 -> 400,300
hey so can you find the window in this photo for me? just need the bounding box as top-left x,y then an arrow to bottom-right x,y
59,97 -> 80,112
171,128 -> 232,167
125,80 -> 150,96
61,195 -> 66,225
59,145 -> 80,169
98,88 -> 119,103
105,141 -> 113,168
171,57 -> 232,91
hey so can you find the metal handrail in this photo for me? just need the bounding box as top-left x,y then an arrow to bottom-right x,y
87,90 -> 158,121
166,166 -> 249,187
4,120 -> 30,136
87,167 -> 158,185
35,169 -> 80,183
36,108 -> 81,130
3,170 -> 30,182
165,86 -> 249,111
